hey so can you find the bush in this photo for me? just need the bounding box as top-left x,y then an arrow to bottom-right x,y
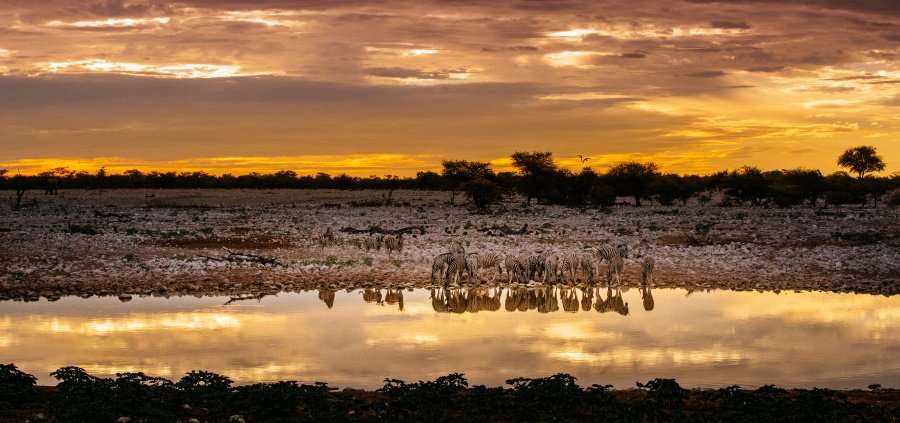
637,378 -> 687,407
176,370 -> 234,410
50,366 -> 116,423
886,188 -> 900,207
0,363 -> 37,404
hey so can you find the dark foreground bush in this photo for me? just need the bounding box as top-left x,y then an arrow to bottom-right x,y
1,365 -> 899,422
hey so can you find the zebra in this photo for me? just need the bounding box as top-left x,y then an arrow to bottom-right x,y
609,255 -> 625,286
505,255 -> 527,283
542,254 -> 560,283
465,253 -> 481,282
526,254 -> 545,281
593,244 -> 629,262
558,254 -> 580,283
363,234 -> 383,252
641,256 -> 655,285
578,253 -> 597,283
593,244 -> 629,282
316,227 -> 337,248
383,234 -> 404,255
444,253 -> 470,284
476,252 -> 503,280
431,252 -> 453,283
449,240 -> 466,254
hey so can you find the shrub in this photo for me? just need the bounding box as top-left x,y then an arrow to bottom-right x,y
50,366 -> 116,423
176,370 -> 233,410
886,188 -> 900,207
0,363 -> 37,404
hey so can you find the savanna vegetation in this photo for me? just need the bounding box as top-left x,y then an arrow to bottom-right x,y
1,364 -> 897,423
2,146 -> 897,210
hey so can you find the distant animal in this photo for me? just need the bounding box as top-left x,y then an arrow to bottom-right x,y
383,234 -> 404,254
641,256 -> 655,285
316,227 -> 337,248
431,252 -> 453,283
364,234 -> 383,252
45,177 -> 59,195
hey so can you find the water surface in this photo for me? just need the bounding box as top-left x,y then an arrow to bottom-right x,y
1,287 -> 897,389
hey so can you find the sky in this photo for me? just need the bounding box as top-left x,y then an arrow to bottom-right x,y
0,0 -> 899,176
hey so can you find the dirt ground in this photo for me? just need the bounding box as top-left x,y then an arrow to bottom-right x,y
1,189 -> 898,300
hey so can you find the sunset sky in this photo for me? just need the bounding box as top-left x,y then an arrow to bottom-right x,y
1,0 -> 899,176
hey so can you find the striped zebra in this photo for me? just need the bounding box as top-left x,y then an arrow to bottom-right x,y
444,253 -> 470,284
578,253 -> 597,283
641,256 -> 655,285
316,227 -> 337,248
477,252 -> 503,280
542,254 -> 560,283
364,235 -> 383,252
466,253 -> 481,281
449,240 -> 466,254
383,234 -> 404,255
558,254 -> 580,283
506,255 -> 531,283
431,252 -> 453,283
593,244 -> 628,262
526,254 -> 545,281
593,244 -> 628,282
609,255 -> 625,286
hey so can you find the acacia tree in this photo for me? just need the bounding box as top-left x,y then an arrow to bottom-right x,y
510,151 -> 556,206
607,162 -> 660,206
838,146 -> 886,180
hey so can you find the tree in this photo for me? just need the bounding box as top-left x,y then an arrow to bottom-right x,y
838,146 -> 885,180
442,160 -> 492,205
464,177 -> 503,210
725,166 -> 769,205
773,169 -> 827,207
510,151 -> 557,206
650,174 -> 680,206
607,162 -> 660,207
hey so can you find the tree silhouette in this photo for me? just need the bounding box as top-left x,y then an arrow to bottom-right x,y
442,160 -> 492,205
838,146 -> 885,180
510,151 -> 556,206
607,162 -> 659,206
725,166 -> 769,205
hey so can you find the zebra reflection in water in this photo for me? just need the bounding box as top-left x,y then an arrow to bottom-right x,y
318,289 -> 336,309
422,286 -> 648,315
359,288 -> 405,311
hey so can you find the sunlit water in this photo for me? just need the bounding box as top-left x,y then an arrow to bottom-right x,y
1,287 -> 898,389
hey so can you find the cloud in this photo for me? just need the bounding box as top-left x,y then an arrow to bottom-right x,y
710,20 -> 751,29
364,67 -> 472,81
687,70 -> 727,78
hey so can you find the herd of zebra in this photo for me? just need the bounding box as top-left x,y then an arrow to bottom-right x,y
317,227 -> 405,255
314,227 -> 655,286
431,242 -> 656,286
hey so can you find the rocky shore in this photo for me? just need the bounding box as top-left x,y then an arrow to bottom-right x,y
2,189 -> 898,301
